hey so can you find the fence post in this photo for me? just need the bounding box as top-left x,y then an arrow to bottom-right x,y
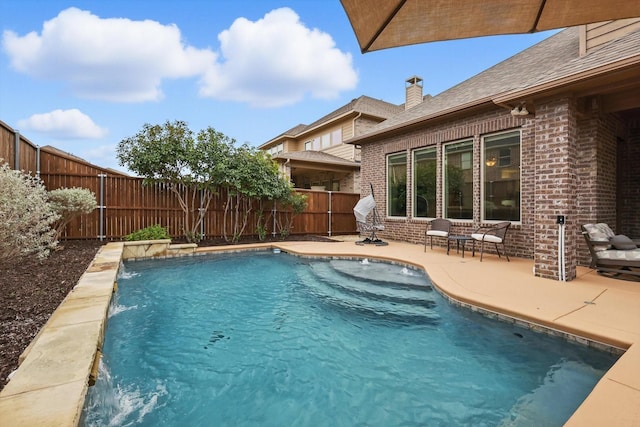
328,191 -> 332,237
14,130 -> 20,170
199,189 -> 205,239
36,145 -> 40,178
98,174 -> 106,241
272,200 -> 277,237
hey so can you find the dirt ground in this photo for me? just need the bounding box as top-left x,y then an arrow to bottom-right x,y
0,235 -> 335,390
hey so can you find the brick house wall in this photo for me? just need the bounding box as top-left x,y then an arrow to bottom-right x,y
360,107 -> 535,258
575,107 -> 621,266
533,98 -> 579,280
618,118 -> 640,238
359,97 -> 637,280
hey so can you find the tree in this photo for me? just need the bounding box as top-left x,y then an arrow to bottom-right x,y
222,146 -> 289,243
49,187 -> 97,240
274,190 -> 308,239
117,120 -> 234,242
0,162 -> 58,261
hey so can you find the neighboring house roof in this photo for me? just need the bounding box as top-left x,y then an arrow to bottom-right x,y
348,26 -> 640,143
260,95 -> 403,148
273,150 -> 360,169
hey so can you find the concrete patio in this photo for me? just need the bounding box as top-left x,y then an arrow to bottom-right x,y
0,238 -> 638,426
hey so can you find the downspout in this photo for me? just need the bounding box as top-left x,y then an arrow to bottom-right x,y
352,113 -> 363,193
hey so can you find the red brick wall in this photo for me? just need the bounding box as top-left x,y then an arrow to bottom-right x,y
533,98 -> 578,280
618,118 -> 640,238
359,100 -> 637,280
360,107 -> 534,257
575,108 -> 621,266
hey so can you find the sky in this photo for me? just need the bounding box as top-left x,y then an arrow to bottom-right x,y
0,0 -> 559,173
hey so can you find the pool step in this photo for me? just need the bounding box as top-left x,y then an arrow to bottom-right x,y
309,261 -> 433,305
298,262 -> 439,323
329,259 -> 430,288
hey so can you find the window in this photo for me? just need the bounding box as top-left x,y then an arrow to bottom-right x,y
483,131 -> 520,221
331,128 -> 342,146
443,140 -> 473,220
267,143 -> 283,156
321,133 -> 331,149
387,152 -> 407,217
305,137 -> 320,151
413,148 -> 437,218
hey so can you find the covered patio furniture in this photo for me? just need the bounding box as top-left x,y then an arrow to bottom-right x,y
354,185 -> 388,246
582,223 -> 640,279
471,222 -> 511,261
424,218 -> 451,252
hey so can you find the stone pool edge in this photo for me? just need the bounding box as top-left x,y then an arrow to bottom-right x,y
1,239 -> 638,426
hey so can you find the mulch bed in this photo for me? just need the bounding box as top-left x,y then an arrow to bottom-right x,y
0,235 -> 336,390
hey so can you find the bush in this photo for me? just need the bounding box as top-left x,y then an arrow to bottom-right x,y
125,224 -> 171,241
49,187 -> 98,240
0,162 -> 58,261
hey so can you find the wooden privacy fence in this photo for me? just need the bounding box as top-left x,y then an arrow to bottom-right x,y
1,120 -> 359,240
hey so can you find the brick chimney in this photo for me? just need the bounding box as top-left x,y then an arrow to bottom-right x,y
405,76 -> 423,110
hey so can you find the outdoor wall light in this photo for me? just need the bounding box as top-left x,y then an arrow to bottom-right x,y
510,104 -> 530,116
485,157 -> 497,167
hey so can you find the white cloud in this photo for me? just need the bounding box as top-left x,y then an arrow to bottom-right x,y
2,7 -> 357,108
2,7 -> 215,102
17,109 -> 107,139
199,7 -> 359,107
81,144 -> 119,169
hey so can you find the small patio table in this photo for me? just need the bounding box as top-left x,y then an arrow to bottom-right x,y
447,235 -> 473,258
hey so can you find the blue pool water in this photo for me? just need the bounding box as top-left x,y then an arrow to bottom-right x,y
82,252 -> 619,426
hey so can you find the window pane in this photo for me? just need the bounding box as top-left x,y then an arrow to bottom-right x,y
331,128 -> 342,146
413,148 -> 437,218
444,141 -> 473,220
387,152 -> 407,217
484,131 -> 520,221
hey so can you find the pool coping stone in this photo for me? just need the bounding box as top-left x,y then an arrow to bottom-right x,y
1,238 -> 639,426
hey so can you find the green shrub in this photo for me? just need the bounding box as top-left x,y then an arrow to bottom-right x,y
125,224 -> 171,241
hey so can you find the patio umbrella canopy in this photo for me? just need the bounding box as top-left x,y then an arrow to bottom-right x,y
341,0 -> 640,52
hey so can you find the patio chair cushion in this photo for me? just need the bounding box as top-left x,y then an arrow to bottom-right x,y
611,234 -> 637,250
583,223 -> 615,251
471,233 -> 503,243
426,230 -> 448,237
597,248 -> 640,261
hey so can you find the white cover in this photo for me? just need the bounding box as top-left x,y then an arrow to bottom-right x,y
471,233 -> 503,243
353,195 -> 376,223
597,248 -> 640,261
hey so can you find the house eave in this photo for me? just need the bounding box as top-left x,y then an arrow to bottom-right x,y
492,54 -> 640,106
346,98 -> 495,145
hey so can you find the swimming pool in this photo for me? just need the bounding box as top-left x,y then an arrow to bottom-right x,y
81,251 -> 618,426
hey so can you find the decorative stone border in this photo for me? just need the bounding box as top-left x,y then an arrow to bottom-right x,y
122,239 -> 198,260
